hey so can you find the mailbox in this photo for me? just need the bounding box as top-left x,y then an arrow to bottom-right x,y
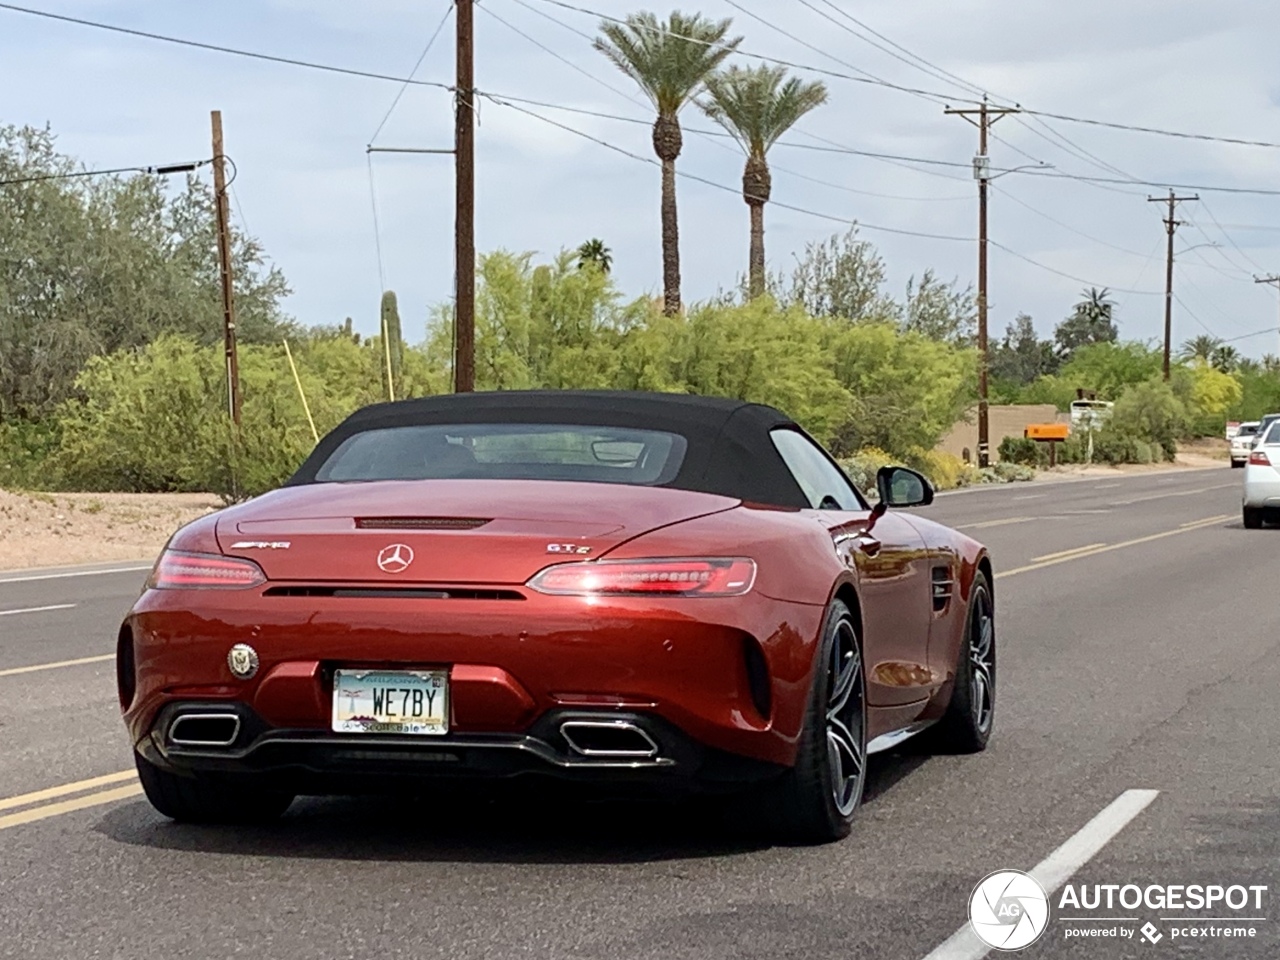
1025,423 -> 1069,441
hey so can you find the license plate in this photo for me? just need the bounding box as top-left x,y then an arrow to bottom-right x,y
331,669 -> 449,735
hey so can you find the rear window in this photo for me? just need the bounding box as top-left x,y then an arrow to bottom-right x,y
1238,424 -> 1259,437
313,423 -> 688,485
1264,422 -> 1280,446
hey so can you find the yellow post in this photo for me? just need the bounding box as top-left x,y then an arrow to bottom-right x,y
283,339 -> 319,444
381,311 -> 396,402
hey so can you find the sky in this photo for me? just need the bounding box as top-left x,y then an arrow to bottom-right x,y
3,0 -> 1280,356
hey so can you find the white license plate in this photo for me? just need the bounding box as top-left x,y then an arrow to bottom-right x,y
331,669 -> 449,735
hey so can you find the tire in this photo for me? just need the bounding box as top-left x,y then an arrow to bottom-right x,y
930,571 -> 995,754
135,753 -> 294,824
1231,460 -> 1244,469
760,600 -> 866,844
1243,506 -> 1264,529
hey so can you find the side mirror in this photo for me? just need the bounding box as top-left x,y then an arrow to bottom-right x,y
875,466 -> 934,509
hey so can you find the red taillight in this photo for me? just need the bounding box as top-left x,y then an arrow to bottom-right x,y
527,558 -> 757,597
1249,450 -> 1271,466
147,551 -> 267,590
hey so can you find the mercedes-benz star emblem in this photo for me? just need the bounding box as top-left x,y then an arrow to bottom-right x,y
377,543 -> 415,574
227,643 -> 259,680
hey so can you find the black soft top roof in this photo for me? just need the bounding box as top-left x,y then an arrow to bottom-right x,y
287,390 -> 825,507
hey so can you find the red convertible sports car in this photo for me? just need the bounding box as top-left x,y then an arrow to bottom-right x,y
119,391 -> 994,842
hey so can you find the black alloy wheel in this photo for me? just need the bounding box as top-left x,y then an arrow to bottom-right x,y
931,571 -> 996,753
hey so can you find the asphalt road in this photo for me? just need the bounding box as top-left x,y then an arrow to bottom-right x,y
0,467 -> 1275,960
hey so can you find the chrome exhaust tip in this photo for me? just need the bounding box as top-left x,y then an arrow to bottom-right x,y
559,720 -> 660,758
169,713 -> 241,748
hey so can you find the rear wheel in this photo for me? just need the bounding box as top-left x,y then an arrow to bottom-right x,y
1243,506 -> 1264,529
761,600 -> 865,844
930,572 -> 995,753
135,753 -> 294,824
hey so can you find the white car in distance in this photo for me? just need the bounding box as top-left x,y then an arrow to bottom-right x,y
1230,422 -> 1260,468
1243,420 -> 1280,528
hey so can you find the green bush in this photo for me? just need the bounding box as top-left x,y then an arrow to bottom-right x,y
998,436 -> 1040,466
0,418 -> 62,489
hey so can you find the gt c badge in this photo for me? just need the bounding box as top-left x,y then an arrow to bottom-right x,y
229,541 -> 291,550
377,543 -> 415,574
546,543 -> 592,555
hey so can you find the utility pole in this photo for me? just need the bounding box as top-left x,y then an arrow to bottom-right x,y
945,97 -> 1020,468
1255,275 -> 1280,356
1148,190 -> 1198,381
211,110 -> 241,426
454,0 -> 476,393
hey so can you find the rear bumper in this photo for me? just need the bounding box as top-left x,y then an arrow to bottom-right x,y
120,586 -> 827,770
138,702 -> 784,795
1243,475 -> 1280,507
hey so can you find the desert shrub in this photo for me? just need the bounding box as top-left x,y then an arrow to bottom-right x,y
840,447 -> 898,493
998,436 -> 1039,465
0,418 -> 61,489
906,448 -> 968,490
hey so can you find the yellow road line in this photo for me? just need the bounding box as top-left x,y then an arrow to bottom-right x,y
1181,513 -> 1233,528
957,516 -> 1033,530
1031,543 -> 1107,563
0,770 -> 136,814
999,516 -> 1229,579
0,653 -> 113,679
0,784 -> 142,831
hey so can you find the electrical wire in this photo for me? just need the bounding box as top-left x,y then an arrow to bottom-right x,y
524,0 -> 981,103
0,2 -> 454,91
721,0 -> 949,106
0,160 -> 209,186
369,2 -> 456,145
478,92 -> 976,242
366,152 -> 387,293
987,240 -> 1163,296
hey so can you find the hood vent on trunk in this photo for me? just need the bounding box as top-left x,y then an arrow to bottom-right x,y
355,517 -> 491,530
264,586 -> 524,601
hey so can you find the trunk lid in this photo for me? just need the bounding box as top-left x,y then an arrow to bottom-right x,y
214,479 -> 739,584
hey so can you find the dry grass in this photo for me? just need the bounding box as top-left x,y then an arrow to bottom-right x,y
0,489 -> 222,571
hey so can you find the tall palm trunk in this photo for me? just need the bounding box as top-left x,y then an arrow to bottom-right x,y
653,115 -> 683,316
743,155 -> 772,300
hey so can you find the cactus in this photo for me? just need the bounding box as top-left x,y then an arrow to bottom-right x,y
380,291 -> 403,400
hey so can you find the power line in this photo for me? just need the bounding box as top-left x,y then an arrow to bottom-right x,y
0,160 -> 208,186
1022,109 -> 1280,150
524,0 -> 981,103
988,240 -> 1162,296
478,91 -> 972,199
478,92 -> 975,242
369,2 -> 455,144
721,0 -> 948,106
0,1 -> 454,91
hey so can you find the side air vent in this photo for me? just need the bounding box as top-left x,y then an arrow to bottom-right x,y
355,517 -> 490,530
931,566 -> 955,613
263,586 -> 525,601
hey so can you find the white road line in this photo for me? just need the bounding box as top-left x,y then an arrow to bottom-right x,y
921,789 -> 1160,960
0,564 -> 151,585
0,604 -> 76,617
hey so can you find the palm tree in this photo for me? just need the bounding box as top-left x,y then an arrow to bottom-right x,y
1210,344 -> 1241,373
701,65 -> 827,299
1179,334 -> 1221,363
595,11 -> 741,315
576,238 -> 613,274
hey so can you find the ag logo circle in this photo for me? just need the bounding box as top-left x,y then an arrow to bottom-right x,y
227,643 -> 260,680
969,870 -> 1049,951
